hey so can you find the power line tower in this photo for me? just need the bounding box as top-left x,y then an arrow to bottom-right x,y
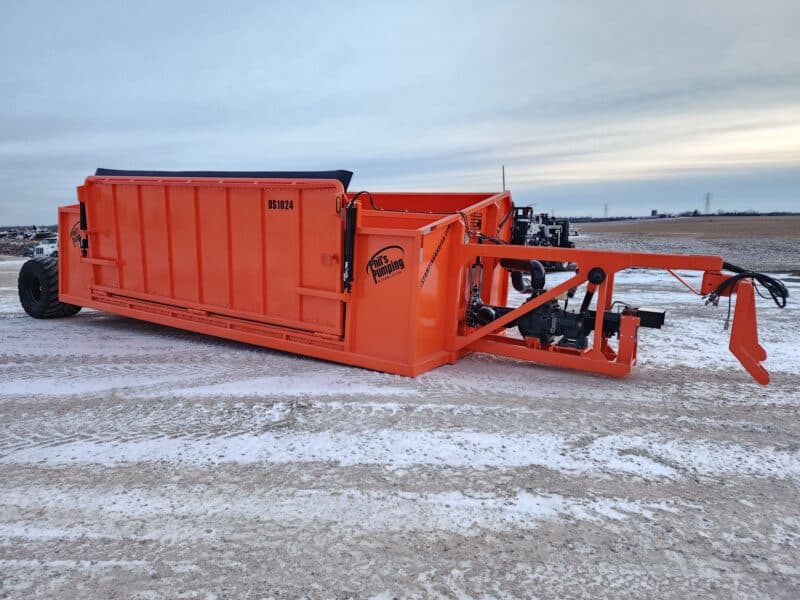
704,192 -> 711,215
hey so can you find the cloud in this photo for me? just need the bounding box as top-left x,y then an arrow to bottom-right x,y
0,1 -> 799,222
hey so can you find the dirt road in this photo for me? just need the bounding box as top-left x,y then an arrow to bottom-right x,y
1,253 -> 799,598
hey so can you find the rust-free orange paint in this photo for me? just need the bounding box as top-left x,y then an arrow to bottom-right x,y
57,174 -> 769,383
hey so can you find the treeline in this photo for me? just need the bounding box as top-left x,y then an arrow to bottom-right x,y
571,211 -> 799,223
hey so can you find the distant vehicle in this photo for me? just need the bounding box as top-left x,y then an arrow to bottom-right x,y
32,236 -> 59,258
511,208 -> 576,271
20,225 -> 52,240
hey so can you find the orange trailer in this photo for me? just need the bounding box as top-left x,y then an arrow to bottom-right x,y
18,169 -> 787,384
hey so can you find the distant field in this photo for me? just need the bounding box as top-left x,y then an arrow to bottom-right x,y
581,215 -> 800,238
576,216 -> 800,271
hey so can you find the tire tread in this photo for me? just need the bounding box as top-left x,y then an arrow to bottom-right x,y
18,257 -> 82,319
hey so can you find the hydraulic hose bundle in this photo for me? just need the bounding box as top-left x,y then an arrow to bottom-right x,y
706,262 -> 789,309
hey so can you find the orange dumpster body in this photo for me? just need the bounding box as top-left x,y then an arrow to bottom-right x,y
57,172 -> 773,383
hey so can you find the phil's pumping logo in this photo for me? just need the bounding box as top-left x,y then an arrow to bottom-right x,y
70,221 -> 81,247
367,245 -> 406,284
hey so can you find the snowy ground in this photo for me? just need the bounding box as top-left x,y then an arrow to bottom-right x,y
1,253 -> 799,598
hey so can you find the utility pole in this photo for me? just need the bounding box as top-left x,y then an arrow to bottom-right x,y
501,165 -> 506,192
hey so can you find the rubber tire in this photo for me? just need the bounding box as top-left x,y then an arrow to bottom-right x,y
18,257 -> 82,319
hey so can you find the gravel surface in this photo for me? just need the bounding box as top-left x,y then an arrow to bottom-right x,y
1,251 -> 799,598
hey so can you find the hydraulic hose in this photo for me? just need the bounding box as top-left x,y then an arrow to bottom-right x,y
706,262 -> 789,309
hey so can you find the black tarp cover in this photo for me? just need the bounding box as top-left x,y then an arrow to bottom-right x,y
94,168 -> 353,191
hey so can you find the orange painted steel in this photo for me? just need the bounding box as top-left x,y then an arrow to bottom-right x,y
728,280 -> 769,384
57,174 -> 771,383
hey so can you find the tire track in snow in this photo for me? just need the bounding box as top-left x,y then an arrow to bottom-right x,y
3,428 -> 798,481
2,383 -> 796,457
0,484 -> 681,536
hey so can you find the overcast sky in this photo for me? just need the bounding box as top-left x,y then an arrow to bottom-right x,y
1,1 -> 798,223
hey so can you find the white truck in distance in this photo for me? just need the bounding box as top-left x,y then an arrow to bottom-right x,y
32,236 -> 58,258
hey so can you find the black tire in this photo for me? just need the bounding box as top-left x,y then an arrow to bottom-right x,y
18,257 -> 82,319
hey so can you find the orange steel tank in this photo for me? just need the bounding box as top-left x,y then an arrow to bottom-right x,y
58,170 -> 510,376
52,169 -> 779,383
